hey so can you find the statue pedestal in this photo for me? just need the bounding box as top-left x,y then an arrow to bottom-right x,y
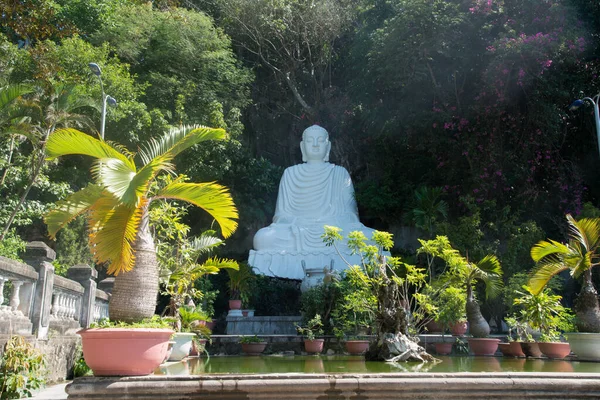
249,249 -> 368,281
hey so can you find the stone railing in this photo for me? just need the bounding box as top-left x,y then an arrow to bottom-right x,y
0,242 -> 112,339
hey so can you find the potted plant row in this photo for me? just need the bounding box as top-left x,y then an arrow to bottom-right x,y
433,286 -> 467,355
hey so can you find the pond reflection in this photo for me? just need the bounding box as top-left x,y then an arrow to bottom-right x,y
155,355 -> 600,376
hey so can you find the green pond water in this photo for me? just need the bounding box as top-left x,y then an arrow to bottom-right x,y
156,355 -> 600,376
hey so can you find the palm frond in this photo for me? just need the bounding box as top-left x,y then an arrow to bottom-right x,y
568,214 -> 600,253
154,181 -> 238,238
189,233 -> 224,259
0,84 -> 34,110
474,254 -> 503,299
46,128 -> 135,171
88,196 -> 145,275
118,155 -> 174,206
138,125 -> 226,165
530,239 -> 570,262
90,158 -> 140,204
44,185 -> 104,238
528,261 -> 570,295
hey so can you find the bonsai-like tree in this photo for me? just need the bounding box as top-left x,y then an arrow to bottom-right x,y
418,236 -> 503,338
529,214 -> 600,332
44,125 -> 238,323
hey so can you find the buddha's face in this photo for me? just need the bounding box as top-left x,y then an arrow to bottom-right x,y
301,126 -> 330,163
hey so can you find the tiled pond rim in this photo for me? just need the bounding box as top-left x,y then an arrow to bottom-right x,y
68,355 -> 600,399
66,371 -> 600,399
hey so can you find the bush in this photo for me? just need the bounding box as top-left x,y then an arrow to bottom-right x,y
0,336 -> 46,399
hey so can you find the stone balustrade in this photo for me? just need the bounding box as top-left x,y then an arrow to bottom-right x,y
0,242 -> 112,339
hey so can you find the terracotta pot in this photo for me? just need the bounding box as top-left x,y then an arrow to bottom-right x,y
498,342 -> 526,357
434,342 -> 453,355
79,328 -> 173,376
537,342 -> 571,359
425,320 -> 443,333
168,332 -> 196,361
450,321 -> 468,336
229,299 -> 242,310
304,339 -> 325,354
206,321 -> 217,331
519,342 -> 543,358
242,342 -> 268,355
189,338 -> 207,356
467,338 -> 500,356
345,340 -> 370,355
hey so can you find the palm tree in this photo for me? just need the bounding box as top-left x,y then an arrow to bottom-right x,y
529,214 -> 600,332
44,125 -> 238,323
0,83 -> 97,240
462,254 -> 503,337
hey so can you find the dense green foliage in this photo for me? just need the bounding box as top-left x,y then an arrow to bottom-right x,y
0,336 -> 45,399
2,0 -> 600,320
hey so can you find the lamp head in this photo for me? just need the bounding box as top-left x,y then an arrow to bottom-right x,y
106,95 -> 117,107
88,63 -> 102,77
569,99 -> 584,111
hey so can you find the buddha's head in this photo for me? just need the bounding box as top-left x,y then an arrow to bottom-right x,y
301,125 -> 331,163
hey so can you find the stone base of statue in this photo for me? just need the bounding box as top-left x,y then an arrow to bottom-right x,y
248,249 -> 366,281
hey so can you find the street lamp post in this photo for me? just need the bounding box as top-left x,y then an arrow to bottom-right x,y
88,63 -> 117,140
570,93 -> 600,159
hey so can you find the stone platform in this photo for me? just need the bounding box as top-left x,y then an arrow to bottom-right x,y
66,372 -> 600,399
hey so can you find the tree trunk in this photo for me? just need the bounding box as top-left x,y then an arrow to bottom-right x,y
366,278 -> 409,361
108,210 -> 159,323
466,285 -> 490,338
574,270 -> 600,333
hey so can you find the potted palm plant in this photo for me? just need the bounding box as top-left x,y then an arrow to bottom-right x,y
168,305 -> 212,361
44,125 -> 238,375
296,314 -> 325,354
227,263 -> 255,315
529,214 -> 600,361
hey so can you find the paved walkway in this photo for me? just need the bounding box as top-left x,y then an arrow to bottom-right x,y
30,381 -> 69,400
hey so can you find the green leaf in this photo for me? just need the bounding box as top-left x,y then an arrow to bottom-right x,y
44,185 -> 104,238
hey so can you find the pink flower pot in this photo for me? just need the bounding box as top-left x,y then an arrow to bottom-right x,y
242,342 -> 268,355
304,339 -> 325,354
519,342 -> 543,358
467,338 -> 500,356
450,321 -> 468,336
538,342 -> 571,359
345,340 -> 370,355
434,342 -> 453,355
229,299 -> 242,310
498,342 -> 526,357
425,320 -> 443,333
79,328 -> 173,376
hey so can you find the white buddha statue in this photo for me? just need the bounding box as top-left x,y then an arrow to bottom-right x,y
248,125 -> 377,280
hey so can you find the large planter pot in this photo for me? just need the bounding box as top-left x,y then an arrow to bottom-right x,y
242,342 -> 268,356
434,342 -> 453,355
425,320 -> 443,333
450,321 -> 468,336
168,332 -> 196,361
79,328 -> 173,376
519,342 -> 543,358
566,332 -> 600,361
304,339 -> 325,354
345,340 -> 370,355
189,338 -> 207,356
537,342 -> 571,359
229,299 -> 242,310
467,338 -> 500,356
498,342 -> 525,357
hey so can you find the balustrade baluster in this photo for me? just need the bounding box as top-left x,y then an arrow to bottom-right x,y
9,280 -> 23,314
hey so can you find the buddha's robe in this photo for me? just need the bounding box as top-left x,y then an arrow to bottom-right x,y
249,162 -> 375,280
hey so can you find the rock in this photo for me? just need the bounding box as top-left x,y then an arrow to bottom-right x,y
382,333 -> 438,363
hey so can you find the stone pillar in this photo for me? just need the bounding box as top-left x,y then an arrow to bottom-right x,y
67,264 -> 97,328
21,241 -> 56,339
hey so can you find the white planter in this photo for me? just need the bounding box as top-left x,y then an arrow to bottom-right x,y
567,332 -> 600,361
168,332 -> 196,361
